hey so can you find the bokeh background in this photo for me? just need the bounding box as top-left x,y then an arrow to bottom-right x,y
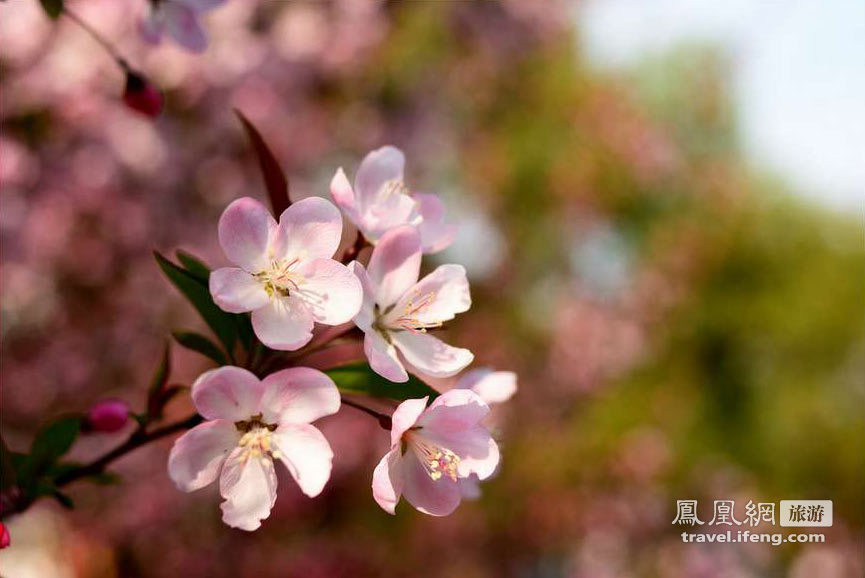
1,1 -> 863,576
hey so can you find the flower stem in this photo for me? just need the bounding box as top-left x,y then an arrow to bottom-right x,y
54,414 -> 203,488
62,6 -> 129,72
341,398 -> 392,430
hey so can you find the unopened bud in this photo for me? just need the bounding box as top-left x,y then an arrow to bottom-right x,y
123,70 -> 163,117
85,399 -> 131,433
0,522 -> 9,549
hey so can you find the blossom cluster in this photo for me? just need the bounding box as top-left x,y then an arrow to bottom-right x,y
168,147 -> 516,530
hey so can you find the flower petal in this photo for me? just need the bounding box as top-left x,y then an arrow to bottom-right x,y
364,331 -> 408,383
272,424 -> 333,498
330,168 -> 358,216
385,264 -> 470,327
426,425 -> 500,480
354,146 -> 405,207
459,475 -> 482,500
417,388 -> 490,432
139,10 -> 164,44
457,369 -> 517,405
218,197 -> 275,273
348,261 -> 376,332
390,396 -> 428,447
415,193 -> 456,254
260,367 -> 340,425
372,447 -> 404,514
293,258 -> 362,325
168,420 -> 238,492
358,192 -> 420,243
209,267 -> 269,313
251,295 -> 314,351
191,366 -> 264,421
162,3 -> 208,52
401,454 -> 462,516
391,332 -> 473,378
367,226 -> 422,309
272,197 -> 343,262
219,448 -> 277,531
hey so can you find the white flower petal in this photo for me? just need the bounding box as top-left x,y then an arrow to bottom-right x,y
272,424 -> 334,498
251,295 -> 314,351
260,367 -> 340,425
209,267 -> 269,313
191,366 -> 264,421
219,447 -> 277,531
391,331 -> 473,378
168,420 -> 238,492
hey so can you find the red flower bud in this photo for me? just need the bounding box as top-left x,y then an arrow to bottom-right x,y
123,70 -> 163,117
0,522 -> 9,549
85,399 -> 131,433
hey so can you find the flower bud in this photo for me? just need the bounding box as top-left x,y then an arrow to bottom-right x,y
85,399 -> 131,433
0,522 -> 9,549
123,70 -> 163,117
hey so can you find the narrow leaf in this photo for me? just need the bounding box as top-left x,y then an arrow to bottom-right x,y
235,109 -> 290,216
172,330 -> 228,365
175,249 -> 211,281
146,341 -> 172,419
39,0 -> 64,18
326,363 -> 440,402
24,416 -> 83,480
0,434 -> 16,490
154,251 -> 237,354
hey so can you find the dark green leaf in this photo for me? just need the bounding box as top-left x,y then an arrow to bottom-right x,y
51,489 -> 75,509
175,249 -> 211,281
154,251 -> 237,354
146,341 -> 171,420
235,109 -> 290,216
326,363 -> 440,402
172,330 -> 228,365
39,0 -> 64,18
0,434 -> 16,491
24,416 -> 82,480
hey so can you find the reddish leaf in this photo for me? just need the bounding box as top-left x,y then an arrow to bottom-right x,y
234,109 -> 290,216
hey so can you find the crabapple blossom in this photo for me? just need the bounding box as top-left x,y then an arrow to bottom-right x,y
371,389 -> 499,516
168,366 -> 339,531
140,0 -> 226,53
453,368 -> 516,498
349,226 -> 473,382
85,399 -> 131,433
455,368 -> 517,405
209,197 -> 362,351
122,71 -> 163,118
330,146 -> 456,253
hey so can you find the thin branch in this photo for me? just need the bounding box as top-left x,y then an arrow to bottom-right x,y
55,414 -> 203,488
341,397 -> 392,430
62,6 -> 129,71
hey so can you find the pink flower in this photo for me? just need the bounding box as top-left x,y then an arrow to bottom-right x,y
139,0 -> 226,53
453,368 -> 516,499
330,146 -> 456,253
85,399 -> 131,433
371,390 -> 499,516
455,368 -> 517,405
122,71 -> 163,118
168,366 -> 339,531
349,226 -> 473,382
0,522 -> 9,549
210,197 -> 362,351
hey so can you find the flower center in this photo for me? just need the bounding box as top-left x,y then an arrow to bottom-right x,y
385,290 -> 442,334
405,430 -> 460,482
256,258 -> 303,298
234,415 -> 280,462
380,179 -> 410,199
